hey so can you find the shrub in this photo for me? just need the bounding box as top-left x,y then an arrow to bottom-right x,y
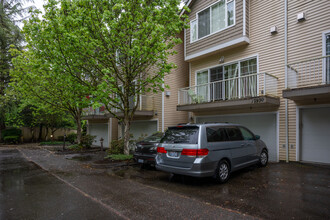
80,134 -> 96,148
105,154 -> 133,161
4,136 -> 20,144
57,136 -> 64,141
66,133 -> 77,144
2,128 -> 22,139
107,139 -> 124,154
68,144 -> 84,151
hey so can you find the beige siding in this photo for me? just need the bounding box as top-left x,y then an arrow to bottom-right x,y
164,32 -> 189,129
186,0 -> 245,57
188,0 -> 289,161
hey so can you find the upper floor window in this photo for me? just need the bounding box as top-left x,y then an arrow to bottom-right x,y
190,0 -> 235,43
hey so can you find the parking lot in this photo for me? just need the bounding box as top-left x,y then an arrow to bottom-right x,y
114,162 -> 330,219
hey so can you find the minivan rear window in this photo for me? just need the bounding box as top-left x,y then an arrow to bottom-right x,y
161,127 -> 199,144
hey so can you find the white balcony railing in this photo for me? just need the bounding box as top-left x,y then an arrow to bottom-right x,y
178,72 -> 278,105
287,55 -> 330,89
84,95 -> 154,116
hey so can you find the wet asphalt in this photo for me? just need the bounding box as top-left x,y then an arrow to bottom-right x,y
0,148 -> 121,220
1,145 -> 329,220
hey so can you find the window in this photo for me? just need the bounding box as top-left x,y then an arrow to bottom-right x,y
239,127 -> 255,140
207,127 -> 229,142
326,33 -> 330,83
195,57 -> 257,101
191,0 -> 235,42
161,127 -> 199,144
225,127 -> 243,141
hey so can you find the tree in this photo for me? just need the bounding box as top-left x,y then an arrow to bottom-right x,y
10,49 -> 91,144
15,0 -> 188,154
0,0 -> 33,138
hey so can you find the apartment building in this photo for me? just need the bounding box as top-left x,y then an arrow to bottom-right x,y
179,0 -> 329,163
83,32 -> 189,148
84,0 -> 329,164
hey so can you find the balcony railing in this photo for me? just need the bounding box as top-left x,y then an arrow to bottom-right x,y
113,95 -> 154,112
178,72 -> 278,105
83,105 -> 107,116
287,55 -> 330,89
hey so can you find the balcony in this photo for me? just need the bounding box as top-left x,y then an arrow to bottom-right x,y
283,55 -> 330,102
114,95 -> 155,118
177,73 -> 280,112
82,105 -> 110,120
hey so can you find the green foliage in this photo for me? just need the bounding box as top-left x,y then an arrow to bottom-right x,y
108,139 -> 124,155
1,127 -> 22,139
4,136 -> 20,144
13,0 -> 188,154
105,154 -> 133,161
80,134 -> 96,148
40,141 -> 65,146
67,144 -> 84,151
67,133 -> 77,144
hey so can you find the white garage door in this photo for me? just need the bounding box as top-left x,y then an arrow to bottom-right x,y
196,114 -> 278,162
301,107 -> 330,164
89,124 -> 109,148
130,121 -> 158,140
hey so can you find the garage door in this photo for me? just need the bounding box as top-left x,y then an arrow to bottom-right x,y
89,124 -> 109,148
196,114 -> 277,162
130,121 -> 158,140
301,107 -> 330,164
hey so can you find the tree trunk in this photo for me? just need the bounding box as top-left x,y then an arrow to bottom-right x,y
75,115 -> 82,145
38,124 -> 43,141
44,127 -> 49,141
123,117 -> 131,155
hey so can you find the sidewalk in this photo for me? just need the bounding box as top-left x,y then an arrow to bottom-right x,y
17,146 -> 256,220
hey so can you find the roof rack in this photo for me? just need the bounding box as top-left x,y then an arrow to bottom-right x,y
202,122 -> 230,124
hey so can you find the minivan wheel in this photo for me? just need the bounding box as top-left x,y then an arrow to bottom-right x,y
259,150 -> 268,167
215,160 -> 230,183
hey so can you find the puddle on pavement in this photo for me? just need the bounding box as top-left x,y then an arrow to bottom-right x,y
65,154 -> 93,162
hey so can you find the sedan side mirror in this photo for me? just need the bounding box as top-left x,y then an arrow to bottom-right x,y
255,135 -> 260,140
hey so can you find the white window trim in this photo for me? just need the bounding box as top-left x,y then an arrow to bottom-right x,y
190,0 -> 236,43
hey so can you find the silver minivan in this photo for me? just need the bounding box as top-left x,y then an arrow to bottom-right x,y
155,123 -> 268,183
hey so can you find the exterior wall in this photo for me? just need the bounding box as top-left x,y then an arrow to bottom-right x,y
185,0 -> 246,58
164,32 -> 189,129
286,0 -> 330,161
188,0 -> 287,160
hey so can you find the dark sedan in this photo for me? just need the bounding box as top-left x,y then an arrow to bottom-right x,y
133,132 -> 163,166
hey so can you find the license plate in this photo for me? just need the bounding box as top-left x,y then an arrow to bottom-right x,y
138,159 -> 144,163
167,151 -> 179,157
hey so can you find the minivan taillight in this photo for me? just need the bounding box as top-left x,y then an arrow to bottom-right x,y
181,148 -> 209,157
157,147 -> 167,154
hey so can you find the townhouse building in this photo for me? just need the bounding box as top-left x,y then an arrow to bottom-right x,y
180,0 -> 329,164
84,0 -> 329,164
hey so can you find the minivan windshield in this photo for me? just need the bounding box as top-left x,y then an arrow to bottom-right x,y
161,126 -> 199,144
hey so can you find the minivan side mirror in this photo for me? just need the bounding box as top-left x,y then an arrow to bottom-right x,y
255,135 -> 260,140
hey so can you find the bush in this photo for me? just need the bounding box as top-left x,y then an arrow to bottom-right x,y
4,136 -> 20,144
80,134 -> 96,148
105,154 -> 133,161
57,136 -> 64,141
108,139 -> 124,155
66,133 -> 77,144
68,144 -> 84,151
2,128 -> 22,139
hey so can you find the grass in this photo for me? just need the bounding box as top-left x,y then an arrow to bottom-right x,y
106,154 -> 133,161
40,141 -> 67,146
67,144 -> 84,151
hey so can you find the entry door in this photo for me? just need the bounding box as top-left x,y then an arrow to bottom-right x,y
210,67 -> 224,101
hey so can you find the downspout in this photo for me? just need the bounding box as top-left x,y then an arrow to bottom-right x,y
162,83 -> 165,132
284,0 -> 289,163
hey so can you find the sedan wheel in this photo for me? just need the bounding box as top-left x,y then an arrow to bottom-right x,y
259,150 -> 268,167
